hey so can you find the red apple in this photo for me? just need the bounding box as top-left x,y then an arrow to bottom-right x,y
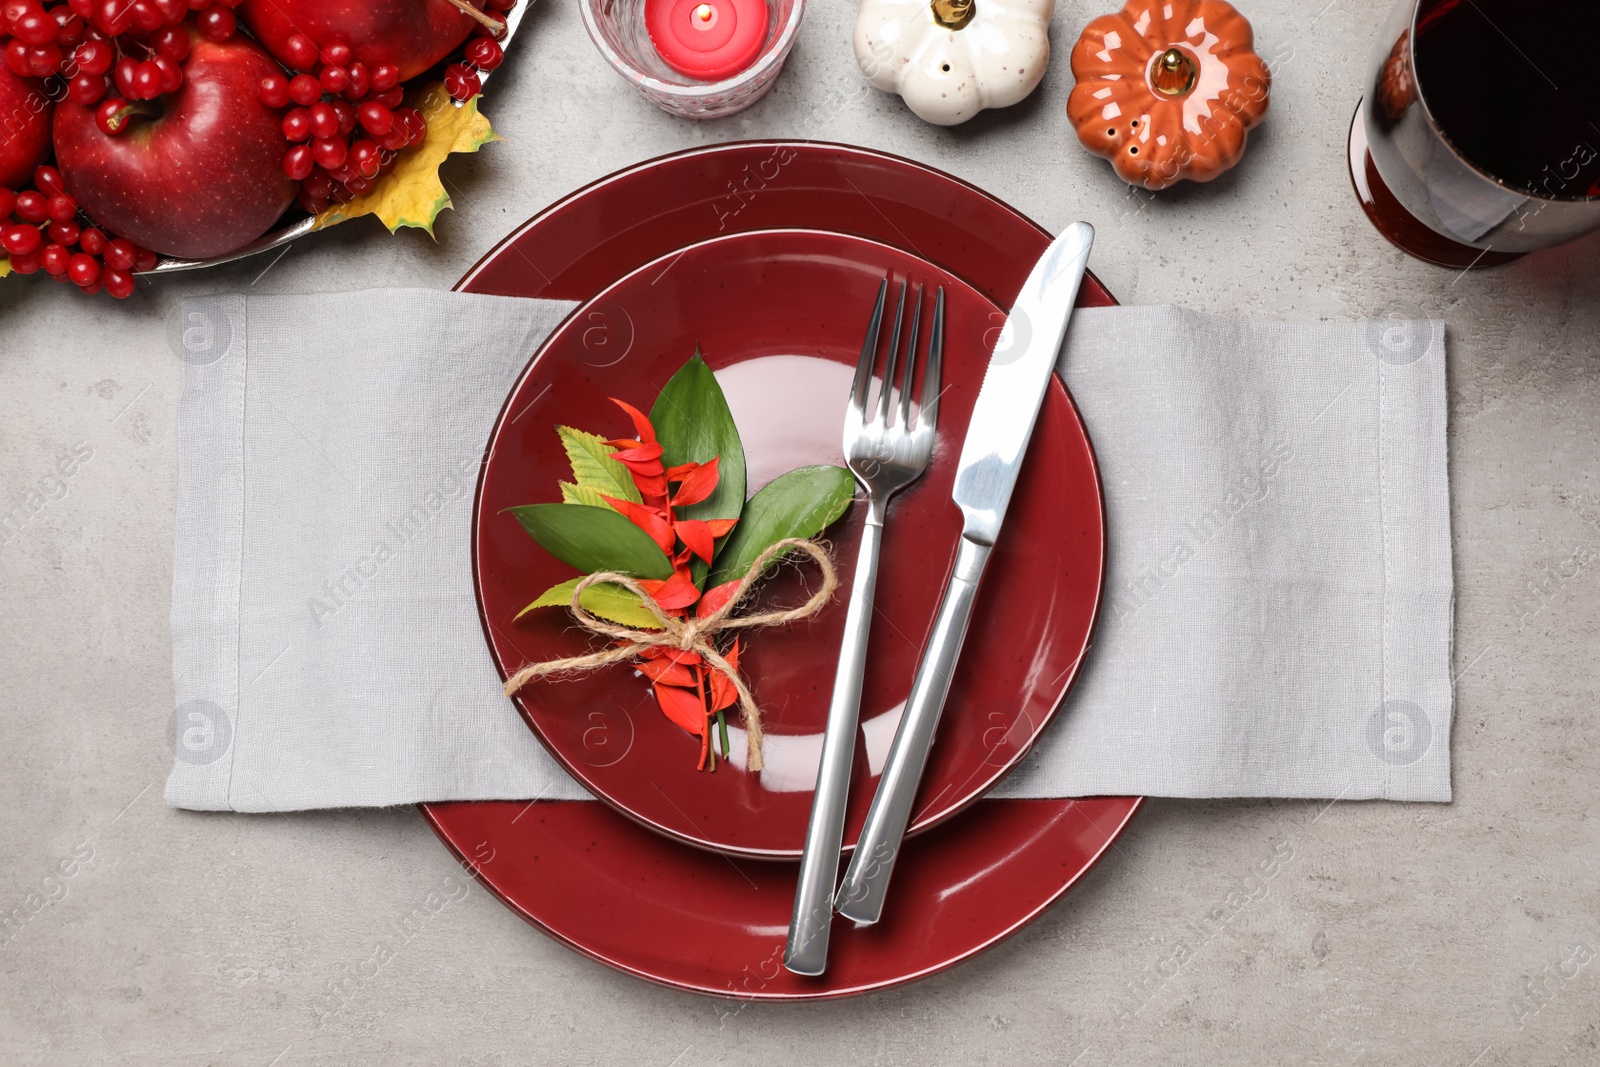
0,65 -> 52,189
239,0 -> 484,83
52,28 -> 296,260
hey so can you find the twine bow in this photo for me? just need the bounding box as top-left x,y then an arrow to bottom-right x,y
503,538 -> 838,772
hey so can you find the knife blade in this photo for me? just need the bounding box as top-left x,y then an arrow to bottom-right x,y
833,222 -> 1094,925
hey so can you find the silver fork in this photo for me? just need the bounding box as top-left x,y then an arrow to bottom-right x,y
784,279 -> 944,976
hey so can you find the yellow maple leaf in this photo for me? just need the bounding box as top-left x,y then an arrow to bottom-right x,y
0,258 -> 10,279
312,84 -> 501,237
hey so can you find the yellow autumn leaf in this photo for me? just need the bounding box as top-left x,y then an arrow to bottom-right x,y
0,258 -> 10,279
312,84 -> 501,237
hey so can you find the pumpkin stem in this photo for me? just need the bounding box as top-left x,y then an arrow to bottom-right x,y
1150,47 -> 1199,97
930,0 -> 976,31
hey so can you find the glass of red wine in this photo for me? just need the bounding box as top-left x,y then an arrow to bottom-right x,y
1350,0 -> 1600,268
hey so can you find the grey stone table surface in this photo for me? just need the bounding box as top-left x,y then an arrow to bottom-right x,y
3,1 -> 1597,1063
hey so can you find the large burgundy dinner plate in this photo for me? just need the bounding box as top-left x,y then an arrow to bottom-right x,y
427,141 -> 1142,998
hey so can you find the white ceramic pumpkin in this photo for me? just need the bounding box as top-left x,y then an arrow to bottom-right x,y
854,0 -> 1056,126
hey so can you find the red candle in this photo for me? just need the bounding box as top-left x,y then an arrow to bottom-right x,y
645,0 -> 769,82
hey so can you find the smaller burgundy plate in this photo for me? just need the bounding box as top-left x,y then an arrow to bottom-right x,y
473,227 -> 1104,858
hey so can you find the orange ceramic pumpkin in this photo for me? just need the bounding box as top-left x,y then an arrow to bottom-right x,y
1068,0 -> 1270,191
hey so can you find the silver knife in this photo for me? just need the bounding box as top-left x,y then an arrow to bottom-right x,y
833,222 -> 1095,925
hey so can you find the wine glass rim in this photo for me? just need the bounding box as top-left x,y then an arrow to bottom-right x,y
580,0 -> 807,101
1407,0 -> 1598,204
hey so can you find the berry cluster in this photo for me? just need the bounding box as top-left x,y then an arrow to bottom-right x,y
443,0 -> 513,102
257,39 -> 425,215
4,0 -> 241,103
1,165 -> 152,297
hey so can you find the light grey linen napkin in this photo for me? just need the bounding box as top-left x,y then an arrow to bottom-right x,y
166,290 -> 1451,811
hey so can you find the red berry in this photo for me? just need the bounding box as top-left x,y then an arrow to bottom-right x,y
71,41 -> 111,78
323,36 -> 352,68
3,224 -> 41,255
68,0 -> 97,17
114,55 -> 137,95
344,175 -> 370,195
103,238 -> 136,271
132,59 -> 162,99
104,267 -> 135,299
153,0 -> 186,22
343,61 -> 368,98
259,73 -> 289,108
331,98 -> 355,135
24,41 -> 60,76
184,0 -> 208,8
47,219 -> 80,245
283,32 -> 316,69
52,8 -> 86,47
78,278 -> 102,295
0,188 -> 12,215
14,191 -> 47,222
288,72 -> 320,106
33,165 -> 65,197
46,194 -> 76,222
133,245 -> 156,271
67,252 -> 100,286
311,136 -> 346,170
197,7 -> 234,40
94,0 -> 131,35
396,107 -> 426,145
307,100 -> 337,139
377,122 -> 407,151
153,54 -> 182,93
95,96 -> 131,134
154,25 -> 189,61
129,0 -> 162,31
374,86 -> 403,109
318,64 -> 348,95
466,37 -> 503,72
66,69 -> 105,104
349,139 -> 380,178
370,63 -> 399,92
7,248 -> 41,273
41,242 -> 71,275
281,107 -> 311,141
443,63 -> 479,101
14,7 -> 58,45
356,100 -> 392,136
477,10 -> 507,36
281,143 -> 314,180
3,40 -> 27,79
78,226 -> 106,255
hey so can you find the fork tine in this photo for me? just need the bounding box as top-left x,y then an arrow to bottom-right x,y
850,280 -> 888,417
876,281 -> 906,425
918,287 -> 944,429
896,285 -> 923,429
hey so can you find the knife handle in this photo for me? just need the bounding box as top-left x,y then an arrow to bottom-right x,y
835,535 -> 991,925
785,515 -> 884,975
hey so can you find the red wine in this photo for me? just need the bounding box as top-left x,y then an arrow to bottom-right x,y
1412,0 -> 1600,199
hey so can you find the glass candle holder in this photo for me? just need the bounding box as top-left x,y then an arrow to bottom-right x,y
581,0 -> 805,119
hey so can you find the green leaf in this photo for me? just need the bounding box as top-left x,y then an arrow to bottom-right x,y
505,504 -> 674,579
515,578 -> 662,629
649,351 -> 745,522
559,482 -> 616,510
708,465 -> 856,587
557,426 -> 640,504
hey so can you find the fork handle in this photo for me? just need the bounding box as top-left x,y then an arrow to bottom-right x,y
834,535 -> 991,925
784,509 -> 886,975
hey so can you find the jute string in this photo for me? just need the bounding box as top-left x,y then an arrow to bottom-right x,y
502,538 -> 838,772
